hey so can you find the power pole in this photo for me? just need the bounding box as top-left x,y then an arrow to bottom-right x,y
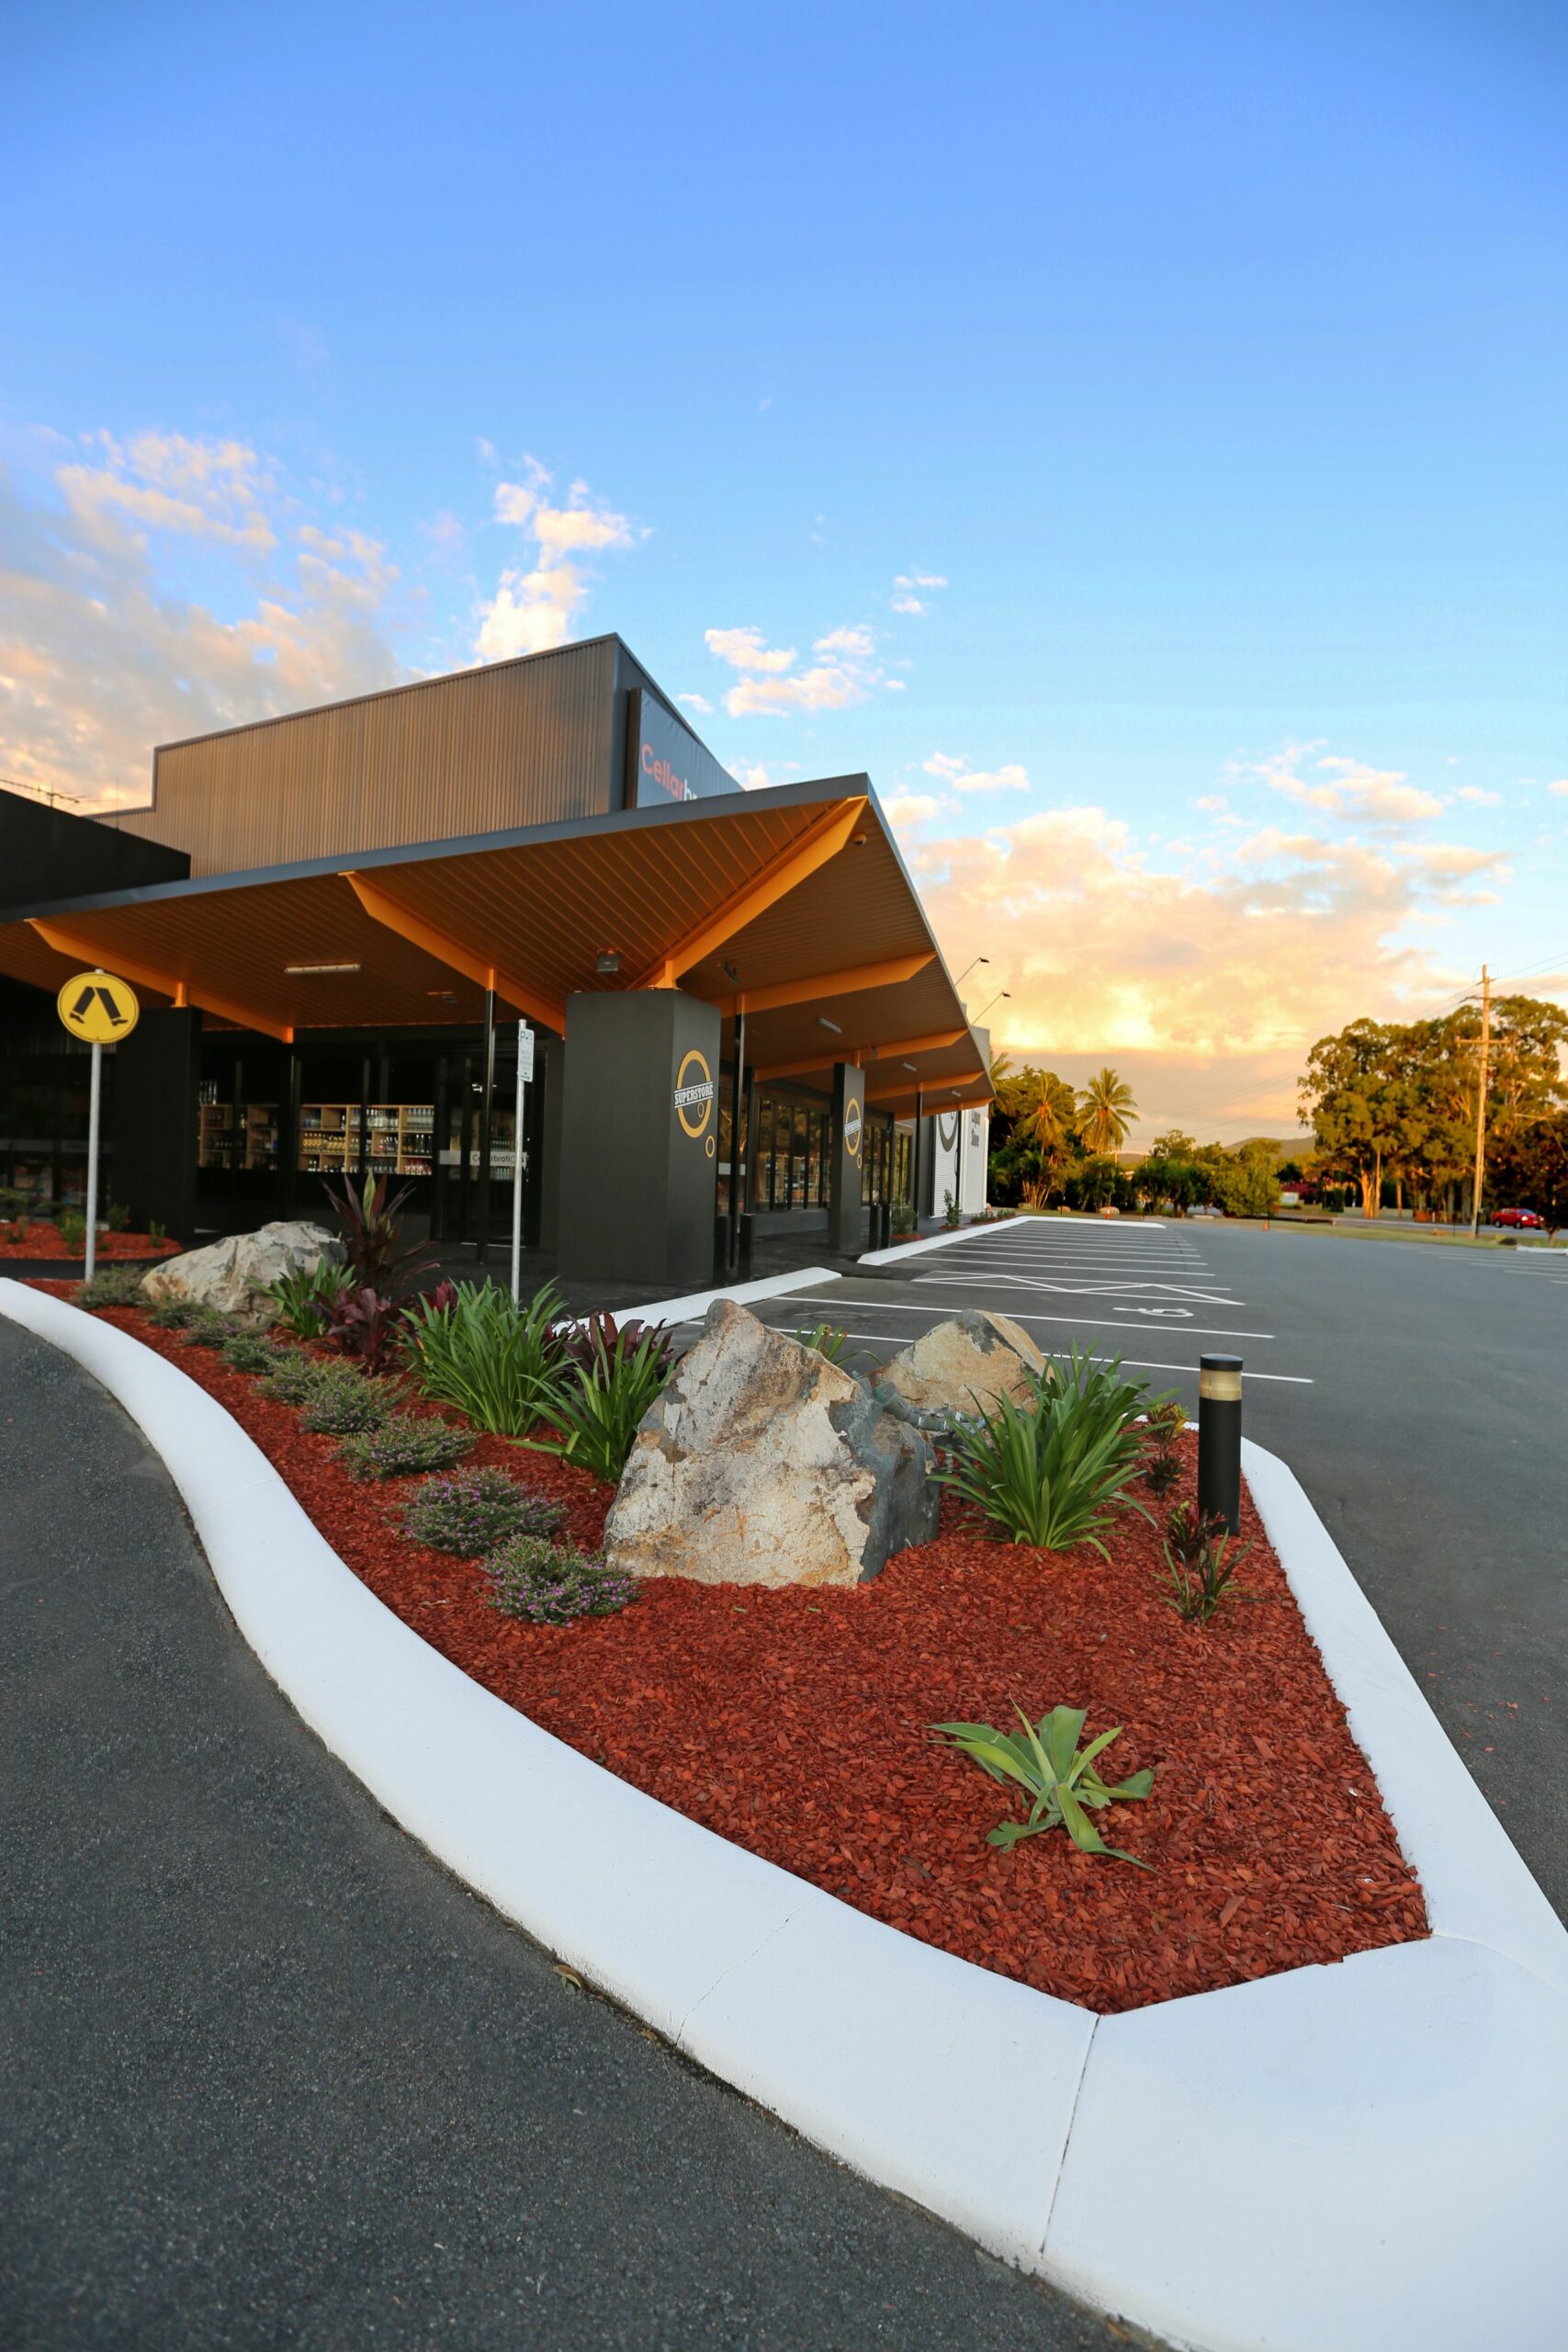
1469,964 -> 1492,1238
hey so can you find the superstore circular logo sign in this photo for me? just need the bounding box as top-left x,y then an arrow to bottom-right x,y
673,1048 -> 716,1141
843,1098 -> 863,1158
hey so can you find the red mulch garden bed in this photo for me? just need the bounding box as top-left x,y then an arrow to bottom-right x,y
45,1288 -> 1428,2014
2,1223 -> 179,1261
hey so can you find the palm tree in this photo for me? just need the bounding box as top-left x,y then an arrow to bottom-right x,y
1025,1072 -> 1078,1157
1076,1068 -> 1138,1157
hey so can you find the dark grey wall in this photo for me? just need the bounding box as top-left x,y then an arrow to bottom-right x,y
557,990 -> 721,1291
111,1008 -> 203,1240
1,794 -> 189,917
828,1062 -> 865,1255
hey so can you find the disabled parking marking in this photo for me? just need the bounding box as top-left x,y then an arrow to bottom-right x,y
916,1270 -> 1243,1306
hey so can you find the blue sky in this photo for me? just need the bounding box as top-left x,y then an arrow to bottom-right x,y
4,0 -> 1565,1136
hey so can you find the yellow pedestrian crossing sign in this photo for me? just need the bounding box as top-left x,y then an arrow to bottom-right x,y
57,971 -> 141,1044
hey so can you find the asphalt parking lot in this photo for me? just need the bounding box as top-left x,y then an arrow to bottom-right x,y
705,1216 -> 1568,1924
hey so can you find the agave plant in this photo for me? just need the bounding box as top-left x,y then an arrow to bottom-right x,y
933,1348 -> 1158,1554
932,1703 -> 1155,1864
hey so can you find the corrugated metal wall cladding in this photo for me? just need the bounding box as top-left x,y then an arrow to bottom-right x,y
118,643 -> 619,875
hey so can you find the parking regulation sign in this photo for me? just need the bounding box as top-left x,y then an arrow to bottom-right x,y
57,971 -> 141,1044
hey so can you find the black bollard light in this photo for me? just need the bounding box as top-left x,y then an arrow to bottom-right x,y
1197,1352 -> 1243,1535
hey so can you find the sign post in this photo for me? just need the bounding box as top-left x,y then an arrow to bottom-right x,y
56,970 -> 141,1281
510,1021 -> 535,1302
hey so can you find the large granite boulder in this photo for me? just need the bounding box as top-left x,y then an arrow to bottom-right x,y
874,1309 -> 1043,1419
604,1300 -> 938,1588
141,1220 -> 342,1319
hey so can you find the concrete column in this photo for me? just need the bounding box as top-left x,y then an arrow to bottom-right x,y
557,989 -> 721,1290
827,1061 -> 866,1256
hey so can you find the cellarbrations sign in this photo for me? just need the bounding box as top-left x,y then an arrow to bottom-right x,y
628,689 -> 737,808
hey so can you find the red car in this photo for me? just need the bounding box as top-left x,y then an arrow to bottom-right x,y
1492,1207 -> 1546,1229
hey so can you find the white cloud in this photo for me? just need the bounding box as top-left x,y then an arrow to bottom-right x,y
1246,743 -> 1442,829
884,791 -> 942,831
678,691 -> 713,714
705,616 -> 883,718
1194,793 -> 1228,813
813,624 -> 876,660
732,759 -> 798,791
58,430 -> 278,552
1454,786 -> 1502,807
922,751 -> 1030,795
705,625 -> 797,673
0,435 -> 401,808
475,458 -> 634,661
725,663 -> 867,718
908,804 -> 1517,1094
891,570 -> 947,615
1548,778 -> 1568,797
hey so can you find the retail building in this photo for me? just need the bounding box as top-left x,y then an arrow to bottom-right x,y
0,639 -> 992,1288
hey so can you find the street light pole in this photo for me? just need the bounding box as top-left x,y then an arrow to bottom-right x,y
1470,964 -> 1492,1239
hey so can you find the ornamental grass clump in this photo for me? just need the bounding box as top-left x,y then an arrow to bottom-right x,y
336,1411 -> 473,1481
400,1466 -> 562,1555
524,1313 -> 672,1484
482,1533 -> 637,1626
401,1279 -> 570,1437
933,1348 -> 1158,1555
932,1702 -> 1156,1865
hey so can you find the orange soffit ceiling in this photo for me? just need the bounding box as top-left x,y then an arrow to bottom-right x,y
0,787 -> 987,1080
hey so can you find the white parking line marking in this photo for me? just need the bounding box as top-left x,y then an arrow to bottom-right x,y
736,1295 -> 1281,1344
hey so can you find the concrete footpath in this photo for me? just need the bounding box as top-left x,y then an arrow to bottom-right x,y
0,1319 -> 1124,2352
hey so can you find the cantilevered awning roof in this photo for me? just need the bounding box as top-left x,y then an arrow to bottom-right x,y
0,779 -> 991,1113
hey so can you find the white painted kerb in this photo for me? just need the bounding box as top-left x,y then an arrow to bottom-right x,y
5,1276 -> 1565,2352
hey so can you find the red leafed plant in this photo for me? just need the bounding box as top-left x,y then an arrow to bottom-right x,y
319,1173 -> 436,1374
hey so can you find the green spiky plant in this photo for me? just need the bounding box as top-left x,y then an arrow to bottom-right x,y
933,1349 -> 1160,1554
265,1258 -> 353,1337
793,1321 -> 852,1364
932,1703 -> 1155,1864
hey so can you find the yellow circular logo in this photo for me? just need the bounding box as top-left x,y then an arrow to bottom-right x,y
673,1048 -> 715,1140
57,971 -> 141,1045
843,1098 -> 863,1158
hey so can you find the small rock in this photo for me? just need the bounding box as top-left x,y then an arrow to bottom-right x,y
604,1300 -> 937,1587
874,1309 -> 1043,1419
141,1220 -> 342,1319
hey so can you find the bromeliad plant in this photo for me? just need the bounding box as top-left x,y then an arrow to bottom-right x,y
932,1703 -> 1156,1864
1161,1498 -> 1252,1625
401,1279 -> 570,1437
1141,1398 -> 1188,1499
933,1348 -> 1161,1555
525,1313 -> 673,1484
